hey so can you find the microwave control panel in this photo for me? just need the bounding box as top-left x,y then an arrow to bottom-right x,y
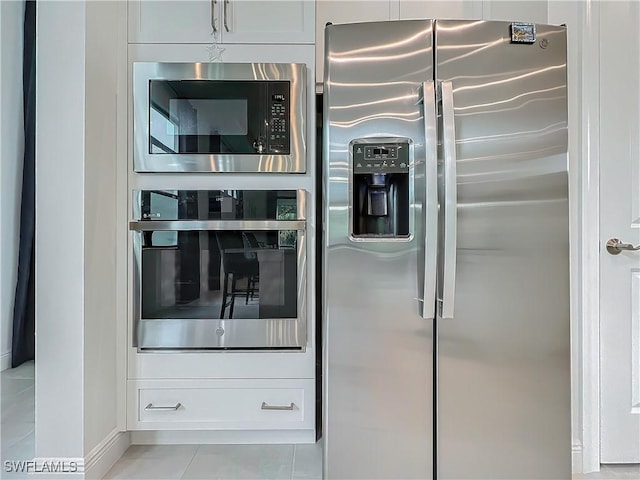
267,82 -> 290,154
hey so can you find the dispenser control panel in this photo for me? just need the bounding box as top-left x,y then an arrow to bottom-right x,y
353,142 -> 410,174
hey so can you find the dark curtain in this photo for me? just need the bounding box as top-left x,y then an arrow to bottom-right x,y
12,0 -> 36,367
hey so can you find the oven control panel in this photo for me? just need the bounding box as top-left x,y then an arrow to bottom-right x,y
267,83 -> 290,154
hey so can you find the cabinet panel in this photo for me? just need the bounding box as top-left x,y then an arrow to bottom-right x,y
399,0 -> 481,20
223,0 -> 315,44
484,0 -> 548,23
128,378 -> 315,431
316,1 -> 393,88
129,0 -> 314,44
129,1 -> 215,43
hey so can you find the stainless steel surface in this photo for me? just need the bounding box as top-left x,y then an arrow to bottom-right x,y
223,0 -> 230,32
133,62 -> 306,173
133,228 -> 307,350
132,222 -> 307,350
438,81 -> 458,320
435,20 -> 570,479
260,402 -> 296,410
138,318 -> 305,350
323,20 -> 434,479
131,189 -> 308,351
129,219 -> 306,232
210,0 -> 217,33
422,81 -> 438,320
144,402 -> 182,411
324,18 -> 570,480
606,238 -> 640,255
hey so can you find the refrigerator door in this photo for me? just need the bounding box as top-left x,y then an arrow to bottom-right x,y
434,20 -> 570,479
323,20 -> 434,479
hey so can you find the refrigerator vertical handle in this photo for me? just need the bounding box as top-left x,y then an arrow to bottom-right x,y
421,81 -> 438,320
439,81 -> 457,320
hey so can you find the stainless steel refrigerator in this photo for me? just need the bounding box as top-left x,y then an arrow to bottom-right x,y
322,20 -> 570,479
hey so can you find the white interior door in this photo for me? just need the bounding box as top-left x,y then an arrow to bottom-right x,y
599,0 -> 640,464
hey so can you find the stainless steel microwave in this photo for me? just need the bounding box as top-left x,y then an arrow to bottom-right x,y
133,62 -> 307,173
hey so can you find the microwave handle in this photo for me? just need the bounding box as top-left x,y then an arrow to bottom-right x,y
211,0 -> 217,34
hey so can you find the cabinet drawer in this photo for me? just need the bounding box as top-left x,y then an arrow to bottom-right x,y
135,383 -> 313,430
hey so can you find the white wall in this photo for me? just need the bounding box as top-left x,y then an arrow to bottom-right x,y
35,0 -> 87,460
36,0 -> 123,469
0,0 -> 25,371
83,0 -> 120,455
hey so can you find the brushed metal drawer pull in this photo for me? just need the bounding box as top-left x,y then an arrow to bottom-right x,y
261,401 -> 295,411
144,402 -> 182,411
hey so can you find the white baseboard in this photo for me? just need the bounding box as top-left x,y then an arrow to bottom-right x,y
84,430 -> 130,480
1,351 -> 11,371
130,429 -> 316,445
572,443 -> 584,475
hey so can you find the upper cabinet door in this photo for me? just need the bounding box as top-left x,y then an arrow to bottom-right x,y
398,0 -> 481,20
222,0 -> 315,44
316,1 -> 393,89
128,0 -> 315,44
129,1 -> 215,43
398,1 -> 548,22
482,0 -> 548,23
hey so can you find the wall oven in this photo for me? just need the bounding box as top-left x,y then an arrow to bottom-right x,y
133,62 -> 307,173
130,189 -> 307,350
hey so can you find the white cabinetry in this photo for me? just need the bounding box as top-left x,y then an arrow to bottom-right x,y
128,0 -> 315,44
126,42 -> 317,443
481,0 -> 548,23
398,0 -> 481,20
128,379 -> 315,432
397,0 -> 547,21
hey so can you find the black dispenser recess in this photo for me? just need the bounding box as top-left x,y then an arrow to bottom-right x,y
351,140 -> 410,238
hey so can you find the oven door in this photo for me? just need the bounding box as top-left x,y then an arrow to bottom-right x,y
133,62 -> 306,173
130,219 -> 307,350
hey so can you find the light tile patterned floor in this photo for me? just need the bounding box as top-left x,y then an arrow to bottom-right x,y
1,361 -> 35,479
1,362 -> 638,479
574,464 -> 640,479
104,443 -> 322,480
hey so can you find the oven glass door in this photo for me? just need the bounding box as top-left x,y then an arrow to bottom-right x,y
131,190 -> 307,351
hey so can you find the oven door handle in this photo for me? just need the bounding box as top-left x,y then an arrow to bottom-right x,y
129,220 -> 307,231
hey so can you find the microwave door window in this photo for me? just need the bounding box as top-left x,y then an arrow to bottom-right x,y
149,80 -> 266,155
150,105 -> 178,153
168,98 -> 250,153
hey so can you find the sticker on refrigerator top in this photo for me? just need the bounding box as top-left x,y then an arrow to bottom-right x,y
510,23 -> 536,44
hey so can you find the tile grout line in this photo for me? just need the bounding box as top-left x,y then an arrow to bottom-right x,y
290,444 -> 297,480
179,445 -> 201,480
1,382 -> 35,400
1,431 -> 35,457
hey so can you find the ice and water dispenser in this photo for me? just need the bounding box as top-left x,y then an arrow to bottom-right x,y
351,140 -> 410,238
